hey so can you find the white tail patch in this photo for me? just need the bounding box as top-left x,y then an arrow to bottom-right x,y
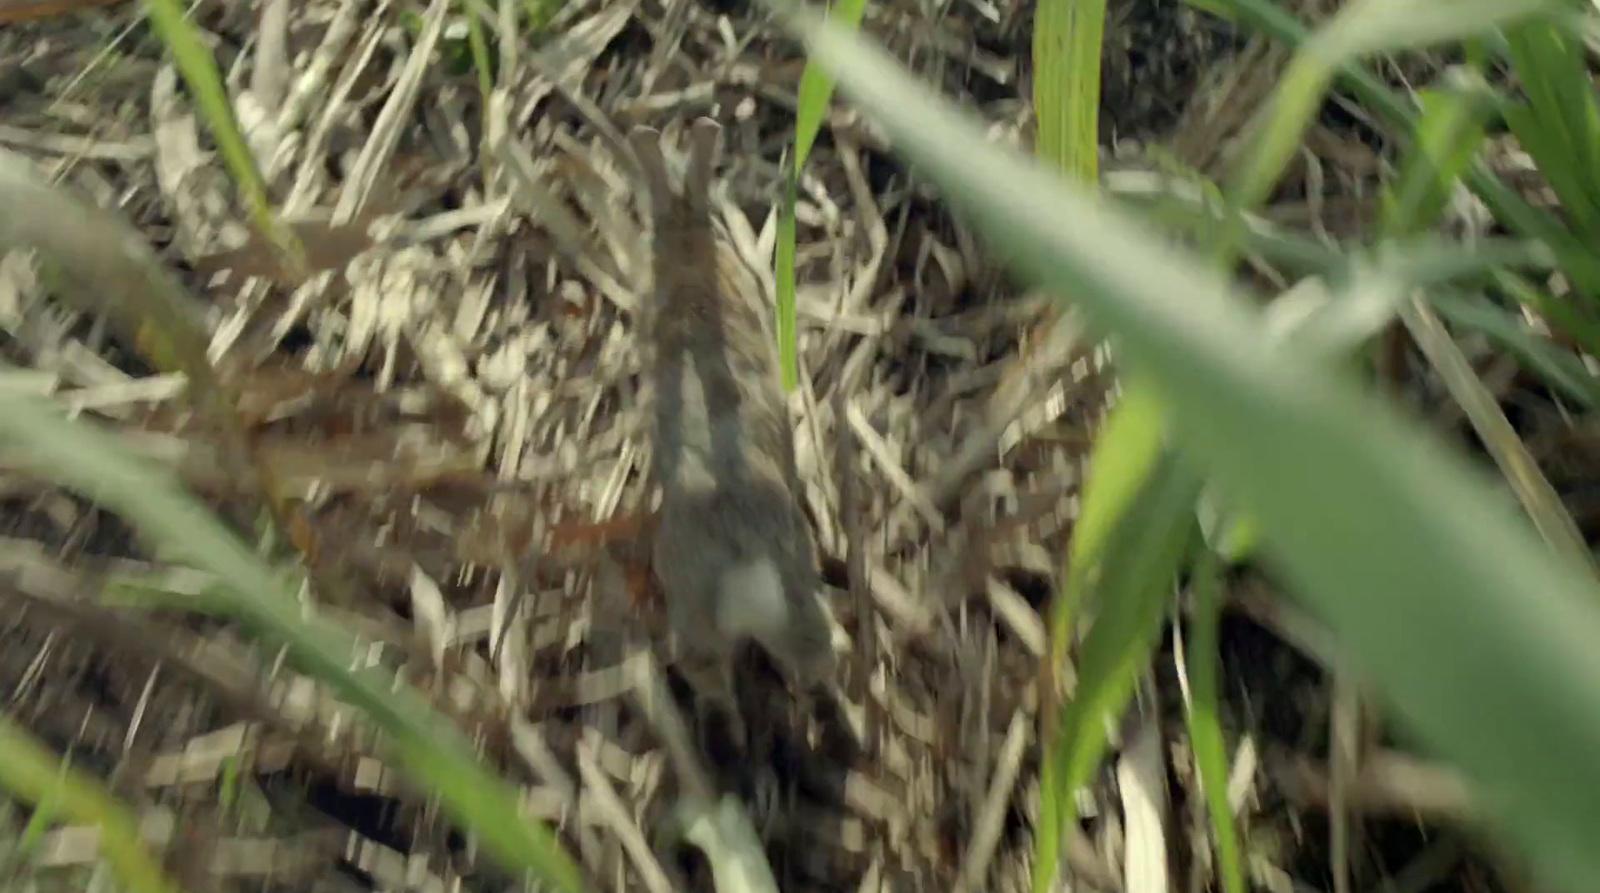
716,557 -> 789,639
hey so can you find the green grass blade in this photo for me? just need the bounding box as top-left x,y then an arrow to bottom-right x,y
0,714 -> 182,893
793,0 -> 867,170
1053,383 -> 1168,642
1401,297 -> 1595,573
1308,0 -> 1559,59
1185,547 -> 1246,893
1040,383 -> 1175,888
776,0 -> 868,392
0,394 -> 587,893
754,6 -> 1600,886
463,3 -> 495,100
1362,238 -> 1555,288
1032,0 -> 1106,181
1380,70 -> 1495,238
1375,69 -> 1594,573
462,1 -> 496,188
1494,268 -> 1600,358
1500,19 -> 1600,243
1030,6 -> 1173,883
1225,0 -> 1558,219
1430,292 -> 1600,409
142,0 -> 303,271
1035,451 -> 1201,893
1194,0 -> 1600,305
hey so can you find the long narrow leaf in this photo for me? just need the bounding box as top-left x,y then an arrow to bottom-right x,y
1226,0 -> 1558,219
777,0 -> 868,392
1501,20 -> 1600,243
142,0 -> 303,271
1195,0 -> 1600,304
1378,74 -> 1595,574
1032,0 -> 1106,181
1036,452 -> 1200,893
758,5 -> 1600,887
1380,70 -> 1496,238
0,394 -> 587,893
792,0 -> 867,170
1185,548 -> 1246,893
0,715 -> 181,893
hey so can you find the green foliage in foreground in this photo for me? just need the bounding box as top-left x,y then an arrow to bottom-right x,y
777,0 -> 869,392
0,151 -> 587,893
0,715 -> 181,893
764,1 -> 1600,892
0,388 -> 588,893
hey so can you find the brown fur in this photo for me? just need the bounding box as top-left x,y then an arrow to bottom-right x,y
630,120 -> 835,734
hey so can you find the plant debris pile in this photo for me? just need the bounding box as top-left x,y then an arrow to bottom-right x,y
0,1 -> 1538,892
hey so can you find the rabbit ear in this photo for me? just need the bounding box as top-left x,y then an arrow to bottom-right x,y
683,117 -> 723,211
628,125 -> 675,210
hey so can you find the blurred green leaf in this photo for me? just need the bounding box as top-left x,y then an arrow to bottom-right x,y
0,393 -> 588,893
1193,0 -> 1600,305
1381,70 -> 1496,237
1401,294 -> 1595,573
1306,0 -> 1559,62
1034,0 -> 1120,672
1226,0 -> 1558,219
759,4 -> 1600,887
1501,18 -> 1600,245
1056,383 -> 1168,629
1375,61 -> 1595,573
1493,268 -> 1600,358
0,714 -> 181,893
1430,291 -> 1600,409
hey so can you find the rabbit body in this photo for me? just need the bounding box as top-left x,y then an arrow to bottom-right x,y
631,120 -> 835,723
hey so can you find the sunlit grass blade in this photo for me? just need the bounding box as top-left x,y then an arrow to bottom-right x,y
775,0 -> 867,392
1036,451 -> 1201,893
0,393 -> 588,893
1041,383 -> 1175,856
1033,0 -> 1120,691
142,0 -> 303,273
792,0 -> 867,170
1028,10 -> 1180,886
1052,383 -> 1168,645
756,4 -> 1600,886
0,713 -> 181,893
1184,547 -> 1245,893
1032,0 -> 1106,182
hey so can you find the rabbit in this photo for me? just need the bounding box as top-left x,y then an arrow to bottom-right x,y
629,118 -> 837,741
